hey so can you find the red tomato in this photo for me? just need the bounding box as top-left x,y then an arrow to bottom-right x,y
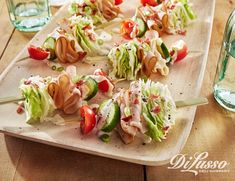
98,80 -> 109,92
80,105 -> 96,134
152,106 -> 161,113
115,0 -> 123,5
94,69 -> 110,92
27,45 -> 49,60
141,0 -> 159,6
94,69 -> 107,76
170,40 -> 188,62
120,20 -> 139,40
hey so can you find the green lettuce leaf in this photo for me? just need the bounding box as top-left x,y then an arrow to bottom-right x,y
108,41 -> 141,80
140,79 -> 176,141
20,77 -> 55,124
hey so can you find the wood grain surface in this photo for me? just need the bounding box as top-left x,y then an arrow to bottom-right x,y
0,0 -> 234,180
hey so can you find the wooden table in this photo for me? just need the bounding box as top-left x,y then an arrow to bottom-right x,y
0,0 -> 234,180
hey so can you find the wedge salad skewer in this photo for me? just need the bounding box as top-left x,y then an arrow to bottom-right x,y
68,0 -> 122,25
108,34 -> 188,80
96,79 -> 176,144
19,67 -> 114,124
120,0 -> 197,40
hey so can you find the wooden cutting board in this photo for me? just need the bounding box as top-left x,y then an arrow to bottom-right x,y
0,0 -> 215,166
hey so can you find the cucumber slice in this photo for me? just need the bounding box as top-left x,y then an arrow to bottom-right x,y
80,76 -> 98,101
157,42 -> 172,63
160,42 -> 171,63
135,18 -> 147,38
42,37 -> 56,60
98,99 -> 120,132
43,37 -> 56,50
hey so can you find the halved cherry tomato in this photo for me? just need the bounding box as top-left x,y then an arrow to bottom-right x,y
120,20 -> 139,40
140,0 -> 160,7
98,80 -> 109,92
27,45 -> 49,60
93,69 -> 110,93
115,0 -> 123,5
80,105 -> 96,134
94,69 -> 107,76
170,40 -> 188,62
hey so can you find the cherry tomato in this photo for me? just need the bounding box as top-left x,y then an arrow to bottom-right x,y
98,80 -> 109,92
94,69 -> 107,76
170,40 -> 188,62
80,105 -> 96,134
120,20 -> 139,40
94,69 -> 110,93
140,0 -> 160,7
115,0 -> 123,5
27,45 -> 49,60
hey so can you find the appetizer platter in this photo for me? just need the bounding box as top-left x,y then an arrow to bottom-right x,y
0,0 -> 215,165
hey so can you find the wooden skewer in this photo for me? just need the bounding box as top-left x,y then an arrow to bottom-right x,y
95,18 -> 123,30
0,96 -> 208,108
0,96 -> 24,105
175,97 -> 208,108
16,56 -> 30,62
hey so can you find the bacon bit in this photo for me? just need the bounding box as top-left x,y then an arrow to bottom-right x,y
92,107 -> 98,114
78,51 -> 87,60
122,115 -> 132,122
88,33 -> 96,41
144,38 -> 151,44
177,30 -> 187,36
163,126 -> 169,131
24,80 -> 31,85
82,25 -> 92,30
150,94 -> 160,99
90,0 -> 96,3
17,106 -> 24,114
94,69 -> 107,76
152,106 -> 161,113
149,13 -> 160,21
92,9 -> 97,15
76,80 -> 84,88
170,4 -> 176,10
134,98 -> 139,105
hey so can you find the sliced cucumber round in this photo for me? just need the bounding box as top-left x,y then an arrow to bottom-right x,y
135,18 -> 147,38
157,42 -> 172,63
43,37 -> 56,49
160,42 -> 172,63
42,37 -> 56,60
80,76 -> 98,101
98,99 -> 120,133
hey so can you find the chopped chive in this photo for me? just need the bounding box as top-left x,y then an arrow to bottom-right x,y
51,65 -> 57,71
99,134 -> 110,143
57,67 -> 64,72
97,39 -> 104,45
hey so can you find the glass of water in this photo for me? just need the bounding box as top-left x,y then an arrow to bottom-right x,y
213,9 -> 235,112
5,0 -> 51,32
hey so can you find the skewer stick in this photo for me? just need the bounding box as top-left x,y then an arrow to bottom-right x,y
95,18 -> 123,30
0,96 -> 208,108
0,96 -> 24,105
175,97 -> 208,108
